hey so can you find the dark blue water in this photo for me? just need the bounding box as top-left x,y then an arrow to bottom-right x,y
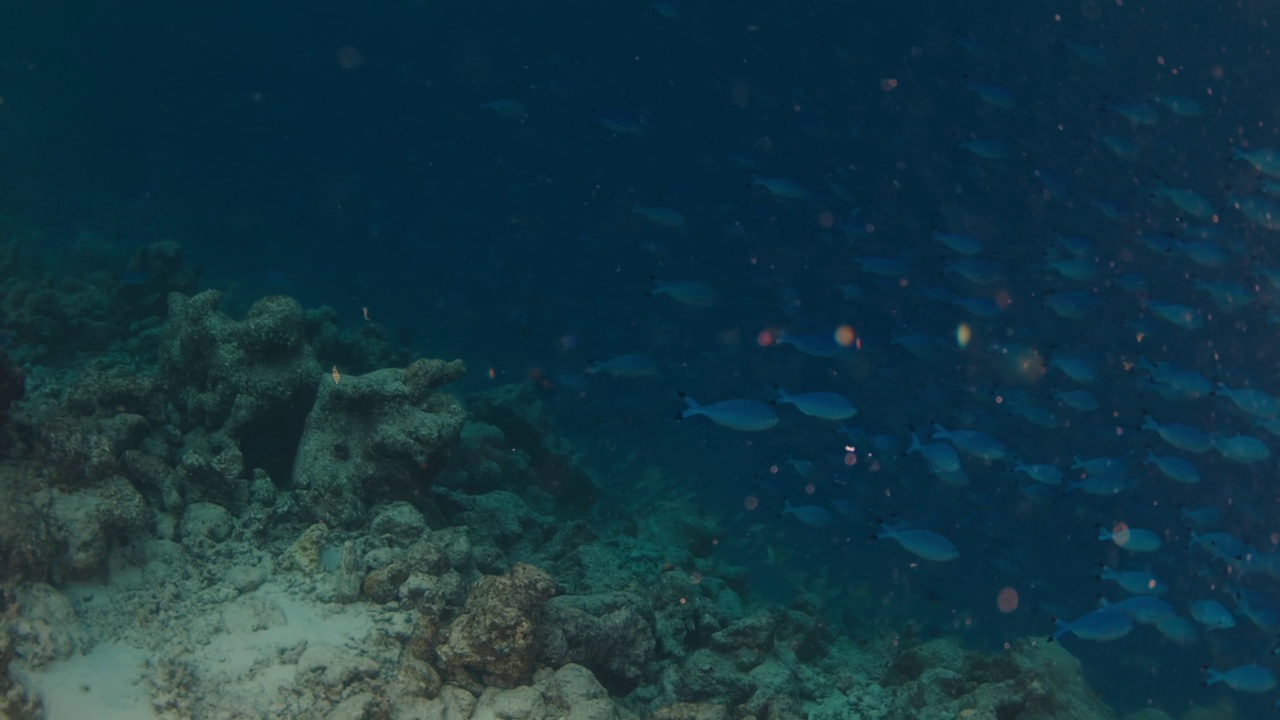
6,0 -> 1280,715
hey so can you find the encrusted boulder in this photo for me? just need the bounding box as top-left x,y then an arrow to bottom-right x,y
41,475 -> 149,578
291,358 -> 467,528
5,583 -> 87,668
0,624 -> 42,720
469,664 -> 618,720
436,562 -> 556,687
536,591 -> 656,693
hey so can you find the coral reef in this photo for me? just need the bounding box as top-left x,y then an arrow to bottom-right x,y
0,243 -> 1126,719
160,290 -> 322,492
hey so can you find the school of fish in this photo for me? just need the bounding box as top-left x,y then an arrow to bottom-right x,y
479,7 -> 1280,714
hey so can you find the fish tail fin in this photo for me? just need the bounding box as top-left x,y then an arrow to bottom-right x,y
644,274 -> 661,298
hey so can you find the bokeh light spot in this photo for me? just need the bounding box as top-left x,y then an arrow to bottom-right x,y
1110,521 -> 1130,546
835,325 -> 856,347
997,587 -> 1019,613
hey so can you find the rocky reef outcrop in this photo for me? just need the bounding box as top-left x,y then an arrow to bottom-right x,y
0,240 -> 1122,720
291,357 -> 467,528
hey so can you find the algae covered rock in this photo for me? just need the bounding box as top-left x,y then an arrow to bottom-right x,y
649,702 -> 729,720
0,345 -> 24,420
369,501 -> 429,545
291,358 -> 467,528
41,474 -> 149,578
470,664 -> 618,720
6,583 -> 87,667
0,623 -> 42,720
436,562 -> 556,687
536,591 -> 656,693
161,290 -> 321,483
178,501 -> 233,552
872,635 -> 1115,720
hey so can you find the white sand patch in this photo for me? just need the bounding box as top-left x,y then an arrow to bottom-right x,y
28,641 -> 156,720
25,578 -> 384,718
191,582 -> 380,692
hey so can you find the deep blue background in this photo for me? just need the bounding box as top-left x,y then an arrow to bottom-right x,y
5,0 -> 1280,714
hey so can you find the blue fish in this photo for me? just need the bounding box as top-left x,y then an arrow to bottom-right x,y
1142,415 -> 1212,453
932,232 -> 983,255
774,389 -> 858,421
1154,614 -> 1197,645
876,522 -> 959,562
1104,596 -> 1174,624
677,392 -> 778,432
1065,42 -> 1106,65
1153,94 -> 1204,117
1188,600 -> 1235,630
782,501 -> 834,528
1098,526 -> 1162,553
960,139 -> 1011,160
751,176 -> 810,201
479,99 -> 529,118
1051,608 -> 1134,642
774,331 -> 854,359
931,424 -> 1006,460
1204,664 -> 1277,693
584,354 -> 658,378
1144,452 -> 1201,485
908,433 -> 962,474
593,110 -> 649,135
648,278 -> 718,307
1100,566 -> 1167,595
963,82 -> 1017,110
1106,100 -> 1160,125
